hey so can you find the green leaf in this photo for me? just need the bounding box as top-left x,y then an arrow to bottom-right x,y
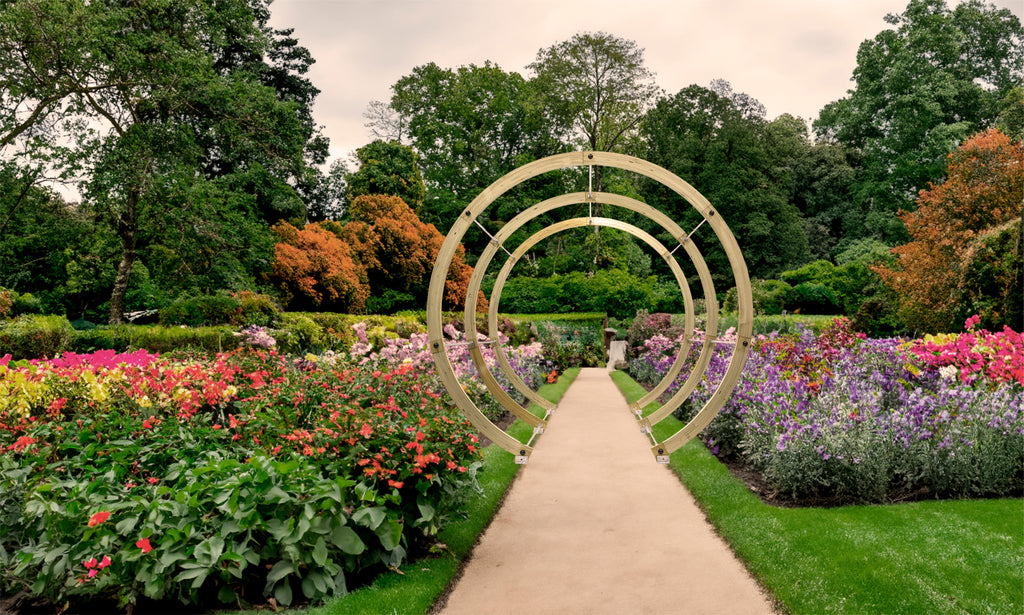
175,566 -> 209,581
301,574 -> 318,600
416,498 -> 435,524
274,582 -> 293,606
331,526 -> 365,555
265,485 -> 291,503
375,519 -> 403,552
352,506 -> 386,530
195,535 -> 225,566
217,586 -> 237,603
115,515 -> 138,535
266,560 -> 293,584
275,458 -> 300,475
312,537 -> 328,566
267,518 -> 292,541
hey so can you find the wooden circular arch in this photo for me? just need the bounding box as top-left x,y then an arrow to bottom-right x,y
426,151 -> 753,461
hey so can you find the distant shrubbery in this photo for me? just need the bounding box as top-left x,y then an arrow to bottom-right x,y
496,269 -> 682,320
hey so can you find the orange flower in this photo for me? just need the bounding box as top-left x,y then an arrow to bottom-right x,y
87,511 -> 110,527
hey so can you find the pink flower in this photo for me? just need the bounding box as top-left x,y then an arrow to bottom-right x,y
87,511 -> 110,527
99,555 -> 111,568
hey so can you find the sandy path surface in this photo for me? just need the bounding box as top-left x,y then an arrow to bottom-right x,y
437,368 -> 777,615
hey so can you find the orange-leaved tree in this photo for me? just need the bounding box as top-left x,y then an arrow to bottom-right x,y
340,194 -> 486,313
270,221 -> 370,312
875,128 -> 1023,332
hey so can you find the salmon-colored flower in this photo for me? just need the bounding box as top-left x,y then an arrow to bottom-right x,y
87,511 -> 110,527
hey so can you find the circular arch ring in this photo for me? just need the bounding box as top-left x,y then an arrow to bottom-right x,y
463,214 -> 694,435
427,151 -> 753,461
460,191 -> 719,433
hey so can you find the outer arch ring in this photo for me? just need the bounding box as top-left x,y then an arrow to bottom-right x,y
426,151 -> 753,460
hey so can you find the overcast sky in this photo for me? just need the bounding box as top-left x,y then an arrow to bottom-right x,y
267,0 -> 1024,163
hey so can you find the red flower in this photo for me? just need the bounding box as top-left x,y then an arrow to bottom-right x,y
360,422 -> 373,438
136,538 -> 153,554
87,511 -> 110,527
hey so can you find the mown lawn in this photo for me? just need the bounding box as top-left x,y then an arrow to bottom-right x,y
611,370 -> 1024,615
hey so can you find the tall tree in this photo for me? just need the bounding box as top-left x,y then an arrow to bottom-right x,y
528,31 -> 659,156
0,0 -> 323,323
814,0 -> 1023,242
641,82 -> 810,281
874,128 -> 1024,332
390,61 -> 556,229
345,140 -> 425,214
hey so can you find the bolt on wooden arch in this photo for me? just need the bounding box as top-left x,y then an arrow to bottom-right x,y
426,151 -> 753,463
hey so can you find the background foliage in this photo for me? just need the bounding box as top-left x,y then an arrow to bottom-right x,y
0,0 -> 1022,335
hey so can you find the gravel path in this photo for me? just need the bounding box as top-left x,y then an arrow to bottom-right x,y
437,368 -> 777,615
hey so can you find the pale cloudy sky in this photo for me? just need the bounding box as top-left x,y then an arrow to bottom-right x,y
267,0 -> 1024,162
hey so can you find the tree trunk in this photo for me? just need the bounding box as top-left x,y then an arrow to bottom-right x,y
108,188 -> 139,325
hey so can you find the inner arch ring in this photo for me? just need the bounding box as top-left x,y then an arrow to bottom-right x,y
465,215 -> 695,433
461,192 -> 718,427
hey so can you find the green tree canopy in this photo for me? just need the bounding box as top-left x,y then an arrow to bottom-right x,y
813,0 -> 1023,242
345,140 -> 426,214
0,0 -> 326,323
528,31 -> 659,154
641,82 -> 810,281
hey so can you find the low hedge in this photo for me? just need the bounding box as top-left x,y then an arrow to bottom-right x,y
0,314 -> 75,360
1,311 -> 576,361
71,324 -> 237,355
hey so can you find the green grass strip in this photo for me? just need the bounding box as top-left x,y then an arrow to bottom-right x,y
610,370 -> 1024,615
292,368 -> 581,615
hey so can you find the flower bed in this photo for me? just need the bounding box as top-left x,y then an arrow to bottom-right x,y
630,317 -> 1024,504
0,328 -> 549,611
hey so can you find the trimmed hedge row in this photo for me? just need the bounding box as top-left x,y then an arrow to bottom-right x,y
0,310 -> 609,368
0,313 -> 431,361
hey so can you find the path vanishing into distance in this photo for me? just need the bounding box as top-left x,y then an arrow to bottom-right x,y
436,368 -> 777,615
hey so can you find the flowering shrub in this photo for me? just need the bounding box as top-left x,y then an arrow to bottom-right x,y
0,333 -> 549,611
631,316 -> 1024,504
904,315 -> 1024,386
234,324 -> 277,349
347,322 -> 550,420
